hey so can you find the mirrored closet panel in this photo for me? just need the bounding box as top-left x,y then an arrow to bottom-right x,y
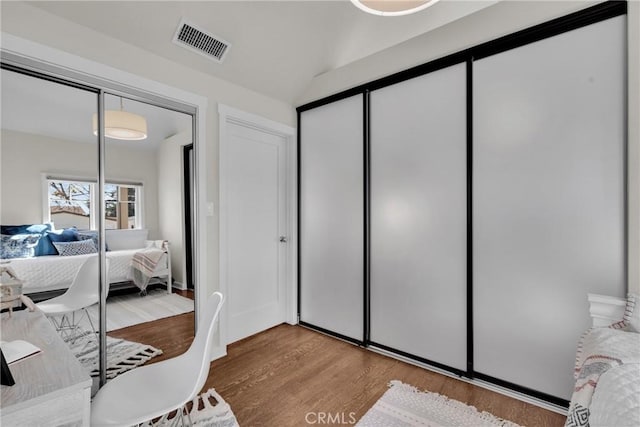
1,65 -> 198,390
102,92 -> 193,324
1,67 -> 103,369
1,68 -> 100,303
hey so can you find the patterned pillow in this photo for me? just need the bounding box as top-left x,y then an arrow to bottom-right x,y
0,233 -> 41,259
52,239 -> 97,256
78,231 -> 99,250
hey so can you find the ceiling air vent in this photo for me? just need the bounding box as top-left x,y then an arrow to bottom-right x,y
172,19 -> 231,63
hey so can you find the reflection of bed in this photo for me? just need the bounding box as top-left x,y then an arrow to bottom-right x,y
566,294 -> 640,427
7,241 -> 171,295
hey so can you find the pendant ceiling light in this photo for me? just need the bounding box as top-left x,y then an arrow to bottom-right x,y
350,0 -> 440,16
92,97 -> 148,141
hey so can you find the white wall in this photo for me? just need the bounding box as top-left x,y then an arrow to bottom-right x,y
298,0 -> 640,295
0,129 -> 160,238
0,1 -> 295,300
157,130 -> 191,287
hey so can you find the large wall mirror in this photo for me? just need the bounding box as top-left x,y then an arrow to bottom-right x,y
1,65 -> 197,391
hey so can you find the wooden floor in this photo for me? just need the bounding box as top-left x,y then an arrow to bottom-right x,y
110,296 -> 566,427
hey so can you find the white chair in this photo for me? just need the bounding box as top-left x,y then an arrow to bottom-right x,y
90,292 -> 225,426
36,255 -> 108,343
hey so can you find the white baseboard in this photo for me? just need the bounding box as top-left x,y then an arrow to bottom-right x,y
171,281 -> 187,291
210,345 -> 227,362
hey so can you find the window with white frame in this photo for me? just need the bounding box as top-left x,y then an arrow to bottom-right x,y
46,178 -> 143,230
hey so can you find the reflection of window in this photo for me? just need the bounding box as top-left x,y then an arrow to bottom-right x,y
45,178 -> 142,230
104,184 -> 139,230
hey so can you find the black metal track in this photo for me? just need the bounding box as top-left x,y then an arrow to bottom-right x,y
296,110 -> 302,321
466,58 -> 474,377
473,372 -> 571,408
299,321 -> 365,347
363,91 -> 371,345
370,342 -> 468,378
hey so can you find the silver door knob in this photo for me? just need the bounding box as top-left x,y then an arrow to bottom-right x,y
279,236 -> 288,243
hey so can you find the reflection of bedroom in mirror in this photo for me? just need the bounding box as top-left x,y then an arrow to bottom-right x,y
0,66 -> 196,386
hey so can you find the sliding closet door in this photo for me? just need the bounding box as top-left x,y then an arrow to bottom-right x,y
473,16 -> 626,400
299,95 -> 364,341
370,63 -> 467,370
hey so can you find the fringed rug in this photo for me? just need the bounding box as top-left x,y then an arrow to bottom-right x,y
66,331 -> 162,379
140,388 -> 239,427
357,381 -> 523,427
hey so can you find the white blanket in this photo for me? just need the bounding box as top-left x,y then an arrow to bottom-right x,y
131,247 -> 165,293
566,328 -> 640,427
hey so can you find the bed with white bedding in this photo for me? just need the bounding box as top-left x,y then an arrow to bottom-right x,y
6,243 -> 171,294
565,293 -> 640,427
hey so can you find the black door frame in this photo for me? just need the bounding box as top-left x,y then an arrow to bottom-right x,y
183,143 -> 194,290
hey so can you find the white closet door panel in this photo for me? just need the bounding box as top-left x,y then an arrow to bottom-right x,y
473,16 -> 626,399
370,63 -> 467,370
300,94 -> 363,341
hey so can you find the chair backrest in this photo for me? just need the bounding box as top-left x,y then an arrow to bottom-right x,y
65,255 -> 110,303
182,292 -> 224,400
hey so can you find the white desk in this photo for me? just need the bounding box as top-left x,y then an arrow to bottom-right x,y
1,309 -> 92,426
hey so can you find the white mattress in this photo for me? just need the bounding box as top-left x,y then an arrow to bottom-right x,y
6,250 -> 169,293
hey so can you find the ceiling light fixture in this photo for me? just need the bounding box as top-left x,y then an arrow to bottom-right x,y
92,97 -> 148,141
350,0 -> 440,17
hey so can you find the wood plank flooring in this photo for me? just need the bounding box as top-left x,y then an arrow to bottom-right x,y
109,294 -> 566,427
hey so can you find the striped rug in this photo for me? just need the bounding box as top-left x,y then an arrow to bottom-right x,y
83,288 -> 194,331
357,381 -> 522,427
67,331 -> 162,379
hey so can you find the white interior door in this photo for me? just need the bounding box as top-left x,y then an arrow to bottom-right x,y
224,120 -> 288,343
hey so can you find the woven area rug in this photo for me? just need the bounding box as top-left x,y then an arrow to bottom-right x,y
82,288 -> 194,332
357,381 -> 522,427
66,331 -> 162,379
140,388 -> 239,427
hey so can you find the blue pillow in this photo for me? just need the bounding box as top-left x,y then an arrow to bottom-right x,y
47,227 -> 79,243
0,233 -> 41,259
1,223 -> 55,257
35,235 -> 58,257
45,227 -> 79,255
